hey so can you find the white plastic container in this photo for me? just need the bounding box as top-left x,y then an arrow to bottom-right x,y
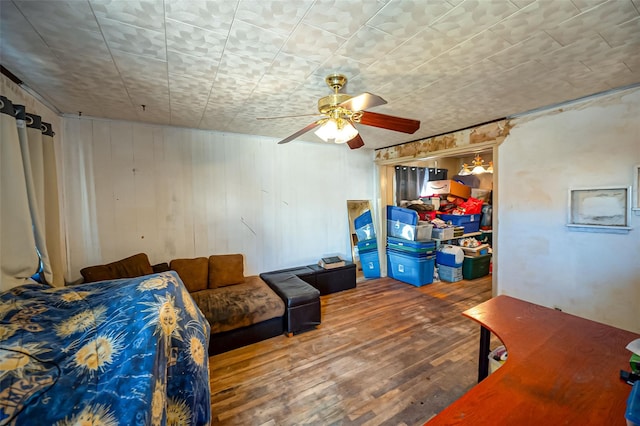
437,245 -> 464,266
488,345 -> 507,373
432,227 -> 454,240
415,221 -> 433,241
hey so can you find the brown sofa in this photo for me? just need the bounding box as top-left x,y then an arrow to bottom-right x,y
80,253 -> 287,355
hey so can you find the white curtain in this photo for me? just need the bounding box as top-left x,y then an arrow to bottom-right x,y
0,95 -> 63,290
42,122 -> 63,285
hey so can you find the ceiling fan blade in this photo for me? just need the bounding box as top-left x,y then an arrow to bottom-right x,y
257,113 -> 320,120
277,119 -> 326,144
346,134 -> 365,150
357,111 -> 420,134
339,92 -> 387,112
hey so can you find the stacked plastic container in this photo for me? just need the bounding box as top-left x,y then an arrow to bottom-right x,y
438,213 -> 482,234
386,206 -> 435,287
627,381 -> 640,426
354,210 -> 380,279
436,245 -> 464,282
462,254 -> 492,279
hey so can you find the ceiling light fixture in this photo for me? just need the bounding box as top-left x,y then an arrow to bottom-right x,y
458,163 -> 472,176
314,117 -> 358,144
471,154 -> 492,174
459,154 -> 493,175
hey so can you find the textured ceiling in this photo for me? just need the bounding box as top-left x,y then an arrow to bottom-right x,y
1,0 -> 639,150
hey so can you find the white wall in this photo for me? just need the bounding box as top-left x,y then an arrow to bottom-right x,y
497,87 -> 640,332
62,118 -> 376,281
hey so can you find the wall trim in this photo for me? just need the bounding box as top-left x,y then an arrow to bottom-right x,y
374,119 -> 511,163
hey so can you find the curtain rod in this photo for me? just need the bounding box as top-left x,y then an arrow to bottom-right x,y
1,65 -> 23,85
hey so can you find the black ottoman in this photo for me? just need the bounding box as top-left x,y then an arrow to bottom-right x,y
305,263 -> 356,295
260,272 -> 321,336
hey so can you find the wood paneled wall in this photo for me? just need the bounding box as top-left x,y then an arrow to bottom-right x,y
61,118 -> 376,281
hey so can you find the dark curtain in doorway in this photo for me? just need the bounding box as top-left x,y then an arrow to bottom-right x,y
395,166 -> 427,202
395,166 -> 449,203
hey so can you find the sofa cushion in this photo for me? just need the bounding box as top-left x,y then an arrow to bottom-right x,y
208,254 -> 244,289
152,262 -> 170,273
170,257 -> 209,293
80,253 -> 153,283
191,275 -> 285,334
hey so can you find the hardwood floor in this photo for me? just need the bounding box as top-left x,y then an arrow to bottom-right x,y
209,275 -> 493,425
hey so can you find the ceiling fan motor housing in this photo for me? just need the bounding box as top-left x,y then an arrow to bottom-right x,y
277,73 -> 419,148
318,73 -> 352,114
318,93 -> 351,114
325,73 -> 347,92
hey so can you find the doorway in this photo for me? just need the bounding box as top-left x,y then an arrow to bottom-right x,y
375,145 -> 498,296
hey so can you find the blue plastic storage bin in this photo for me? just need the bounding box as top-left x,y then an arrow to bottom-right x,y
355,224 -> 375,242
436,245 -> 464,267
627,381 -> 640,426
438,213 -> 481,234
354,210 -> 372,229
359,249 -> 380,279
437,264 -> 463,282
357,239 -> 378,253
387,206 -> 419,240
386,236 -> 435,256
355,210 -> 376,241
387,250 -> 434,287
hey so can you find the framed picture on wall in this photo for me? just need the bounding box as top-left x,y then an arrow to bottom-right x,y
567,186 -> 632,233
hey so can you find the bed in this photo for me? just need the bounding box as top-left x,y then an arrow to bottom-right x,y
0,271 -> 211,425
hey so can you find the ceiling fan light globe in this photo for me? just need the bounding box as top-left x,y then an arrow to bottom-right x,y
314,119 -> 338,142
314,119 -> 358,144
333,122 -> 358,144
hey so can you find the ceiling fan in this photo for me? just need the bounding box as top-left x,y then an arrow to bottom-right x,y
262,74 -> 420,150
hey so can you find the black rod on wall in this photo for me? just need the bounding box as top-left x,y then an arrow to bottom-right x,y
1,65 -> 23,85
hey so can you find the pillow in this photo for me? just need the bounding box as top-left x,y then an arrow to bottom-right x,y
170,257 -> 209,293
152,262 -> 170,273
79,264 -> 113,283
80,253 -> 153,283
208,254 -> 244,289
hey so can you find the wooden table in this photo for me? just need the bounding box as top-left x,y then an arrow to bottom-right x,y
426,295 -> 639,425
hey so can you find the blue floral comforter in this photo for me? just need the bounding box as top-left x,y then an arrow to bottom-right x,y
0,271 -> 211,425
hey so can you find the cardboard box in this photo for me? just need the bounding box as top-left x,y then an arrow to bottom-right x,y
425,179 -> 471,199
460,244 -> 490,257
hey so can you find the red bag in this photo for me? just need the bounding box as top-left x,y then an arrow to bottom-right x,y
457,197 -> 483,215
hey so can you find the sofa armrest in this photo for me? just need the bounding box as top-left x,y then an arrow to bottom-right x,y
80,253 -> 153,283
